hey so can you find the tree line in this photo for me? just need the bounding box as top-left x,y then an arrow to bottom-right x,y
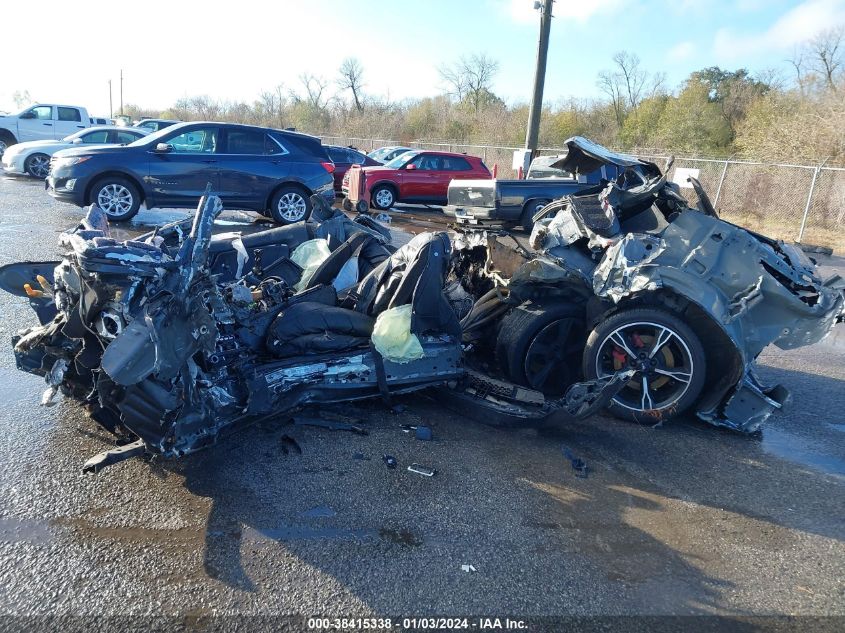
34,25 -> 845,164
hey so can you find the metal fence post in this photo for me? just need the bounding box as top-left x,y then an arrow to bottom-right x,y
797,158 -> 829,243
714,159 -> 730,208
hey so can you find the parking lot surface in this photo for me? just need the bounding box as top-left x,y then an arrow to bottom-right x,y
0,175 -> 843,623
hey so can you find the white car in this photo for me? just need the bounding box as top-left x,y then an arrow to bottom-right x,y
1,126 -> 148,178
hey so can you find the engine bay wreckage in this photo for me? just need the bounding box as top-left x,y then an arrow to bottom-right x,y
2,137 -> 843,472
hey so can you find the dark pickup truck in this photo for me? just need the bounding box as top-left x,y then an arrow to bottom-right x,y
443,136 -> 653,230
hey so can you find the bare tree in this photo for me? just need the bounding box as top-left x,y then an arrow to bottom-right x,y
613,51 -> 648,111
292,73 -> 329,109
787,45 -> 808,94
258,84 -> 287,127
12,90 -> 32,108
597,70 -> 625,127
438,53 -> 500,113
597,51 -> 655,128
809,25 -> 844,91
337,58 -> 365,111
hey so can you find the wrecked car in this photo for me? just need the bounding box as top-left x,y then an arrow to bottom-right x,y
1,191 -> 629,471
4,137 -> 843,472
451,137 -> 844,433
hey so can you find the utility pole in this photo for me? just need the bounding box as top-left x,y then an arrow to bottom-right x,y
524,0 -> 554,154
108,80 -> 113,118
119,69 -> 124,116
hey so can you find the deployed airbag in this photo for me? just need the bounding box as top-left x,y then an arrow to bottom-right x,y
292,239 -> 332,291
371,304 -> 425,363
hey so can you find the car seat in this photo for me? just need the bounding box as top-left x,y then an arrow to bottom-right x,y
266,231 -> 461,358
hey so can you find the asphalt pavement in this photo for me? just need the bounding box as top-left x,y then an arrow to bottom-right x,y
0,175 -> 843,628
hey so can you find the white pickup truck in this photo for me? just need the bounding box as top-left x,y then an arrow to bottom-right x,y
0,104 -> 92,156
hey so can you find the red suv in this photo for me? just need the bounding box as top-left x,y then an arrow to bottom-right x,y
342,150 -> 491,209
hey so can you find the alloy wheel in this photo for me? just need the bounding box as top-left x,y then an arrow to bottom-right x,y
374,188 -> 394,209
97,184 -> 134,217
277,192 -> 307,222
27,155 -> 50,178
594,321 -> 694,413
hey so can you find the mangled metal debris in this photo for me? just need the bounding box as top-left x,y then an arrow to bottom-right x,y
1,188 -> 627,471
2,137 -> 843,472
454,137 -> 844,433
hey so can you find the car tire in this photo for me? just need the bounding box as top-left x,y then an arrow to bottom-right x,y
269,185 -> 311,224
582,307 -> 707,423
495,300 -> 586,396
520,199 -> 550,232
89,177 -> 142,222
371,184 -> 396,210
24,153 -> 51,179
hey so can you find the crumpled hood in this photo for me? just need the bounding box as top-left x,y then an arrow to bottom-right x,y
551,136 -> 653,174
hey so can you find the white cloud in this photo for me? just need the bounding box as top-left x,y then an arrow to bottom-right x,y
668,41 -> 696,61
714,0 -> 845,60
507,0 -> 625,25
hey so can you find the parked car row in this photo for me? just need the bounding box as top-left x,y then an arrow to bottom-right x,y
0,102 -> 182,157
5,104 -> 602,231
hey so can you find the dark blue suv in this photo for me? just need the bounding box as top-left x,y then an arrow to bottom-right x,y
47,122 -> 336,223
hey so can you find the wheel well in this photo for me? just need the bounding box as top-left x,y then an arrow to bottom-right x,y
595,289 -> 743,411
266,181 -> 311,209
85,172 -> 145,205
522,197 -> 550,213
0,129 -> 16,143
371,181 -> 398,196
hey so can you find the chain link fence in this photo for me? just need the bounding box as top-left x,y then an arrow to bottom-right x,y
320,136 -> 845,254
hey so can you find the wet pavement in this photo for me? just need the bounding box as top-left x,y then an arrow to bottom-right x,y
0,174 -> 844,620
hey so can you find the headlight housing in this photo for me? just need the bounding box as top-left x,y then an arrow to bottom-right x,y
53,156 -> 92,168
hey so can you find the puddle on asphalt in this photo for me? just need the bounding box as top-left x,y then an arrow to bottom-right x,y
760,426 -> 845,479
0,517 -> 54,544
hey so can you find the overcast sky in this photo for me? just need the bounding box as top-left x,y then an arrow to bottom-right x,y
2,0 -> 843,116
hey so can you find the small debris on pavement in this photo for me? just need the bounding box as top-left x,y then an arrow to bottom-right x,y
383,454 -> 398,469
407,463 -> 436,477
562,446 -> 588,478
461,564 -> 477,573
414,425 -> 433,441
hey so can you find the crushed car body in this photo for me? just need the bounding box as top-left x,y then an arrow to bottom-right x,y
3,137 -> 844,472
452,137 -> 844,433
1,190 -> 630,471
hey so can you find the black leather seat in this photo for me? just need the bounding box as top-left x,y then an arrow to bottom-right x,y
266,231 -> 461,358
